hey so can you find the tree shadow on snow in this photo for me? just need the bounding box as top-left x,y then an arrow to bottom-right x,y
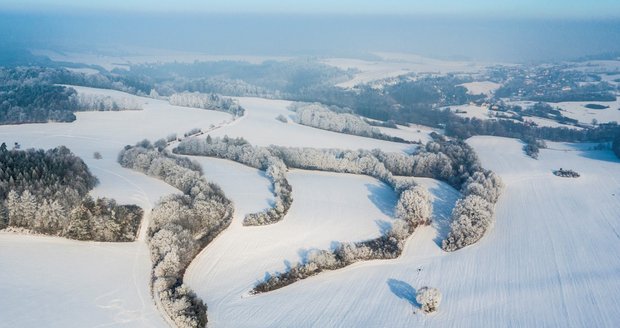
366,183 -> 396,217
387,279 -> 420,308
426,183 -> 460,248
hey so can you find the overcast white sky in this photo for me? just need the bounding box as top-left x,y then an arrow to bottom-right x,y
2,0 -> 620,18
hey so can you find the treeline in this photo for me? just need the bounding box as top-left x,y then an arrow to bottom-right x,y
284,74 -> 620,145
174,134 -> 502,293
125,59 -> 353,97
174,136 -> 293,226
119,140 -> 234,327
0,67 -> 149,124
290,102 -> 410,143
175,134 -> 503,292
169,92 -> 245,117
74,93 -> 143,111
0,82 -> 78,124
253,185 -> 432,293
0,145 -> 142,241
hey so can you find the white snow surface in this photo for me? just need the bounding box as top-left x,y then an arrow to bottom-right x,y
209,97 -> 414,153
509,99 -> 620,125
324,53 -> 487,88
0,233 -> 167,327
458,81 -> 501,96
0,85 -> 232,213
185,136 -> 620,328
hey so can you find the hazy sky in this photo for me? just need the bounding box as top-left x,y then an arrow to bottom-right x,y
2,0 -> 620,18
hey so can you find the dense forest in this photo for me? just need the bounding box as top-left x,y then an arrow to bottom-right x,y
0,144 -> 142,241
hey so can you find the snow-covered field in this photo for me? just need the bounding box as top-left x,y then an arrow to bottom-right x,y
458,81 -> 501,96
209,97 -> 413,153
0,86 -> 416,327
509,99 -> 620,125
0,86 -> 232,212
2,81 -> 619,327
0,233 -> 167,327
324,53 -> 487,88
187,136 -> 620,328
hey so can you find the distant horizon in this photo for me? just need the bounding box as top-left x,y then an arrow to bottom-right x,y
1,11 -> 619,63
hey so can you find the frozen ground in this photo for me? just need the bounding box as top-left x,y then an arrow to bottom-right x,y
186,136 -> 620,328
0,86 -> 232,216
0,233 -> 167,328
209,97 -> 413,153
184,169 -> 402,327
458,81 -> 501,96
324,53 -> 487,88
2,82 -> 619,327
510,99 -> 620,125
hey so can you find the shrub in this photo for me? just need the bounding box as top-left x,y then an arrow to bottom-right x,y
416,287 -> 442,313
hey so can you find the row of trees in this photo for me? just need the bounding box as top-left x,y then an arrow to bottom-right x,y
174,134 -> 502,293
253,186 -> 433,294
73,93 -> 143,111
290,102 -> 409,143
0,66 -> 156,124
176,134 -> 503,252
169,92 -> 245,117
174,136 -> 293,226
118,141 -> 234,327
0,145 -> 142,241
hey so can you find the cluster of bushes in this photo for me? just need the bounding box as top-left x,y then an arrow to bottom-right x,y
244,158 -> 292,225
553,168 -> 580,178
169,92 -> 244,117
442,169 -> 503,251
290,102 -> 409,143
253,185 -> 432,294
119,141 -> 234,327
0,144 -> 142,241
522,136 -> 547,159
73,93 -> 143,111
174,136 -> 293,226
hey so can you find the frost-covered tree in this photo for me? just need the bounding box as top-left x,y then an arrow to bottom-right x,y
19,190 -> 37,228
119,140 -> 234,327
73,93 -> 143,111
289,102 -> 407,143
395,186 -> 432,226
169,92 -> 244,117
416,287 -> 442,313
442,195 -> 494,251
6,190 -> 21,227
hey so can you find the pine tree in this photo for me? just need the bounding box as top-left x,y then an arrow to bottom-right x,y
20,190 -> 38,227
7,190 -> 20,226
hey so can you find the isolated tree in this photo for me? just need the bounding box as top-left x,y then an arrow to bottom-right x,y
416,286 -> 442,313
